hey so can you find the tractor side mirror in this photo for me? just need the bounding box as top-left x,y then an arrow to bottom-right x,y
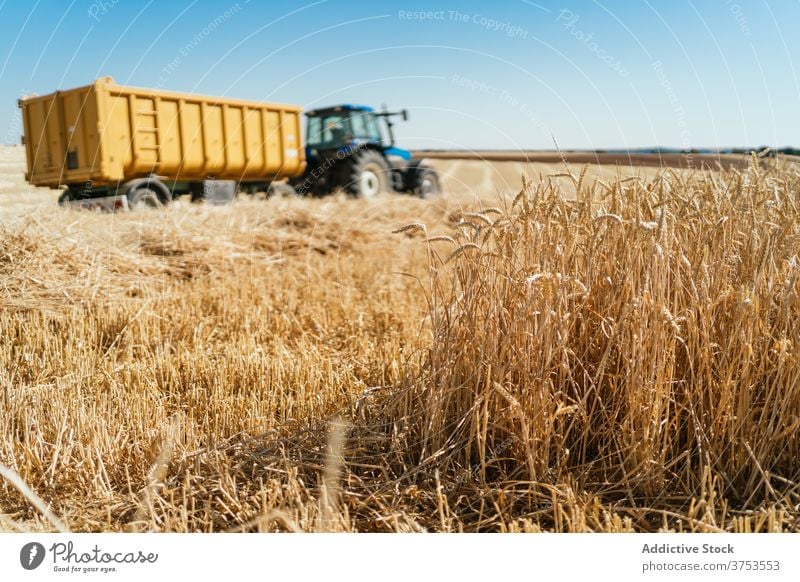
402,109 -> 408,122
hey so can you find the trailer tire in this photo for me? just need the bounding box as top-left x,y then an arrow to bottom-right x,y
58,190 -> 71,206
128,187 -> 163,210
123,176 -> 172,206
267,182 -> 298,197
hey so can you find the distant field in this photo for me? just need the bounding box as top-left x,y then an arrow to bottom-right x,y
414,149 -> 800,169
1,145 -> 798,532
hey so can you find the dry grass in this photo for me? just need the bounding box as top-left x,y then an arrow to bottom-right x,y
1,156 -> 799,532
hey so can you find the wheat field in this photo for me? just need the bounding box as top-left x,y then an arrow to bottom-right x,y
1,147 -> 798,532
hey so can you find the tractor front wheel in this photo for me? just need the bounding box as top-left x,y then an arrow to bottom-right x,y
405,165 -> 441,198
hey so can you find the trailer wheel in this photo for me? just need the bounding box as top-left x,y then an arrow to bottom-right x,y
267,182 -> 298,197
128,187 -> 163,210
58,190 -> 71,206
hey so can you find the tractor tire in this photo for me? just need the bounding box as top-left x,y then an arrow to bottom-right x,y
405,165 -> 441,198
127,187 -> 163,211
345,150 -> 391,198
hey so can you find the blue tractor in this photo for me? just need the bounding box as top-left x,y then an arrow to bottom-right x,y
291,105 -> 440,198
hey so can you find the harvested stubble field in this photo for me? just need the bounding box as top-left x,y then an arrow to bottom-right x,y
1,146 -> 799,532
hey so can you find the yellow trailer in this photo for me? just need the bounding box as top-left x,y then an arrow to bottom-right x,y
20,77 -> 306,208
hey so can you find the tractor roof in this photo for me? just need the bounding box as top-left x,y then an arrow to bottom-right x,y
305,104 -> 374,116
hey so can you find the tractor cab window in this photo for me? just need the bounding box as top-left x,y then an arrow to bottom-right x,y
307,114 -> 349,147
349,112 -> 383,143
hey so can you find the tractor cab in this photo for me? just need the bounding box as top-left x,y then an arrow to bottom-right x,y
305,104 -> 404,152
295,104 -> 439,198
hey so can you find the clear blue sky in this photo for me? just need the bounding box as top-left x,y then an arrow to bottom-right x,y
1,0 -> 798,149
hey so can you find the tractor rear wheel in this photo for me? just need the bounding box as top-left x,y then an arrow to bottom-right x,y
345,151 -> 390,198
